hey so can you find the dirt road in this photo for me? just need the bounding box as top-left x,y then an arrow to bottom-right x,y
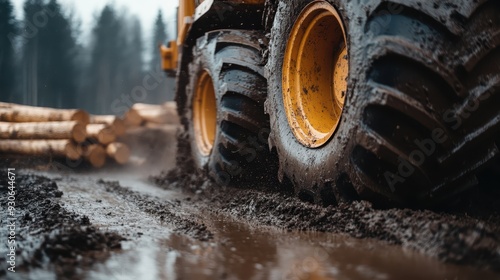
0,159 -> 499,279
1,123 -> 500,279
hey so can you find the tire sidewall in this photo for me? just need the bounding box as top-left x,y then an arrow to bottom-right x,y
266,0 -> 361,190
185,36 -> 223,173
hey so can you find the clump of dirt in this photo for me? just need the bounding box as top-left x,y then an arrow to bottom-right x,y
154,167 -> 500,271
98,179 -> 213,241
0,174 -> 123,278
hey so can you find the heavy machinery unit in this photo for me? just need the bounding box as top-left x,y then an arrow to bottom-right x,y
161,0 -> 500,207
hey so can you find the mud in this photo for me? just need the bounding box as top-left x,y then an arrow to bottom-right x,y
0,173 -> 123,279
157,166 -> 500,271
0,164 -> 499,279
1,150 -> 500,279
98,179 -> 213,241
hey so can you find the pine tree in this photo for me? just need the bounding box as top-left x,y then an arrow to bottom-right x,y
149,9 -> 174,103
87,5 -> 128,114
21,0 -> 45,106
124,17 -> 144,97
21,0 -> 77,108
44,0 -> 77,108
0,0 -> 17,102
150,10 -> 167,73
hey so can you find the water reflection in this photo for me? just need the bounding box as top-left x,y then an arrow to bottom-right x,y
86,215 -> 497,280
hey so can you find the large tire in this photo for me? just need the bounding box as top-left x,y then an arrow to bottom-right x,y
266,0 -> 500,206
181,30 -> 273,186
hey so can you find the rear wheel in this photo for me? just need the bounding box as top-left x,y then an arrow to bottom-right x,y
266,0 -> 500,206
183,30 -> 273,186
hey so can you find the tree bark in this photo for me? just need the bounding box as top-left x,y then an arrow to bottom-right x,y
123,108 -> 142,127
0,121 -> 86,142
0,102 -> 90,124
0,139 -> 81,160
106,142 -> 130,165
86,124 -> 116,145
83,144 -> 106,168
90,115 -> 126,136
132,102 -> 179,125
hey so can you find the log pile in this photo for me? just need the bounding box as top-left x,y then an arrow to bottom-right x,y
0,102 -> 178,168
122,102 -> 179,128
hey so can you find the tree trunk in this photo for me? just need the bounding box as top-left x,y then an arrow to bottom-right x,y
90,115 -> 126,136
131,103 -> 162,111
83,144 -> 106,168
0,102 -> 89,124
106,142 -> 130,165
123,108 -> 142,127
133,102 -> 179,125
0,139 -> 81,160
0,121 -> 86,142
86,124 -> 116,145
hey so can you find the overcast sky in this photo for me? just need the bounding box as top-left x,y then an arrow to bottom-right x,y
11,0 -> 178,42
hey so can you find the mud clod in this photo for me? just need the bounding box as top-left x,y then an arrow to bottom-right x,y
154,167 -> 500,271
98,179 -> 214,241
0,174 -> 123,277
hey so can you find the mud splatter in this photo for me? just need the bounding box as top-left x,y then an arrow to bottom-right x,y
0,174 -> 123,278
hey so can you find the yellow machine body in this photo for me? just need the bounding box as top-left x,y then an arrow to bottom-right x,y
160,0 -> 266,73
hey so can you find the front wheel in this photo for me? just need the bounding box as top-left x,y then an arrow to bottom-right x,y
182,30 -> 274,186
266,0 -> 500,207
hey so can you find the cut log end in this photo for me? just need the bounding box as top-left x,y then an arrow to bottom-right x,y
71,123 -> 87,143
84,145 -> 106,168
90,115 -> 126,136
65,142 -> 82,161
123,108 -> 142,127
86,124 -> 116,145
106,142 -> 130,165
71,110 -> 90,125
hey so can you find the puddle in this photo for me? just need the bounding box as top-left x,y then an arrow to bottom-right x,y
17,172 -> 499,280
84,215 -> 497,280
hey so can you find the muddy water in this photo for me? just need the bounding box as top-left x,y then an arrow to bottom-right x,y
64,217 -> 497,280
161,217 -> 497,280
14,172 -> 497,280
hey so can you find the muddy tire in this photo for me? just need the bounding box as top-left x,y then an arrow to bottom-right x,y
266,0 -> 500,206
182,30 -> 272,186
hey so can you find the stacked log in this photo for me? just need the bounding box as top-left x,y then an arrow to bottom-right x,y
0,139 -> 81,160
84,119 -> 130,166
0,102 -> 131,167
125,102 -> 179,127
0,102 -> 179,168
82,144 -> 106,168
86,124 -> 116,145
0,121 -> 86,142
0,102 -> 89,124
89,115 -> 126,136
123,108 -> 142,127
118,102 -> 179,168
106,143 -> 130,165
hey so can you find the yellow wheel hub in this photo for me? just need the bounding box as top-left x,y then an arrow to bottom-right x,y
283,1 -> 349,148
193,70 -> 217,156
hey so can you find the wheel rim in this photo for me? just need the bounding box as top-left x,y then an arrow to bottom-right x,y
282,1 -> 348,148
193,70 -> 217,156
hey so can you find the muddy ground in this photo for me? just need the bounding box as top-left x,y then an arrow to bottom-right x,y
1,128 -> 500,279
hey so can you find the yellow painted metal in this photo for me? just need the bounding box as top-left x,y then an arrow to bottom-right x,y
193,70 -> 217,156
178,0 -> 196,46
161,0 -> 196,72
160,41 -> 178,70
282,1 -> 348,148
161,0 -> 265,72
